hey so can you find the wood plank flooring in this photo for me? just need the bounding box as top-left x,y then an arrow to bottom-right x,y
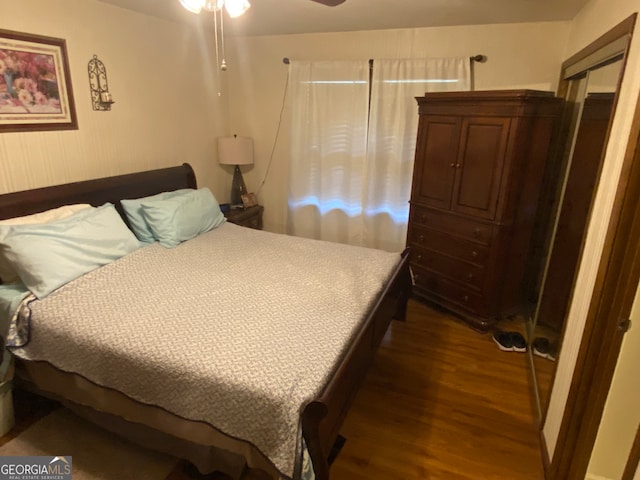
1,299 -> 544,479
331,299 -> 544,480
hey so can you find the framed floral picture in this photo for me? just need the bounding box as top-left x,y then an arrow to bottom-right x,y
0,29 -> 77,133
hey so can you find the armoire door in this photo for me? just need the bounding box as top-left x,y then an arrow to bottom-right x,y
411,116 -> 461,210
451,117 -> 511,220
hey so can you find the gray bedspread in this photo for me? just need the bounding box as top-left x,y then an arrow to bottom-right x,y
10,223 -> 401,478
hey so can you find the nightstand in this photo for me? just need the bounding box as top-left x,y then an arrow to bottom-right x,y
224,205 -> 264,230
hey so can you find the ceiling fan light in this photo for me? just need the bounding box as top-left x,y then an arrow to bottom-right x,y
224,0 -> 250,18
202,0 -> 223,11
179,0 -> 205,14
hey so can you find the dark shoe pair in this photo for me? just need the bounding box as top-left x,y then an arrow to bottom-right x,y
532,337 -> 557,361
492,331 -> 527,352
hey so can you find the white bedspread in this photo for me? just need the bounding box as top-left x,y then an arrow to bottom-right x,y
11,223 -> 401,478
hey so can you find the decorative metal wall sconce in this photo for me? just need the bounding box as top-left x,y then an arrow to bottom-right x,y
88,55 -> 114,111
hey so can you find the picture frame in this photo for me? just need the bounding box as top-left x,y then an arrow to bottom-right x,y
0,29 -> 78,133
241,192 -> 258,209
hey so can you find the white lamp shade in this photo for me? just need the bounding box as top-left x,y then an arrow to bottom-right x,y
218,136 -> 254,166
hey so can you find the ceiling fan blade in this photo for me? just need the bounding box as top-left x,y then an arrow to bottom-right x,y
309,0 -> 346,6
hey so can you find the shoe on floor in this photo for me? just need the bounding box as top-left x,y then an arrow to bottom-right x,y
492,331 -> 527,353
533,337 -> 557,361
533,337 -> 549,357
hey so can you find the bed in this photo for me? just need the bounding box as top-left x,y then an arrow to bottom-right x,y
0,163 -> 411,480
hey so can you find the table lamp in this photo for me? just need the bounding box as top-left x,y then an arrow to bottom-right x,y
217,135 -> 254,206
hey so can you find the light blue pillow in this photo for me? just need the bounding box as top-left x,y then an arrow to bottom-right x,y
121,189 -> 193,243
0,204 -> 141,299
140,188 -> 226,248
0,282 -> 30,339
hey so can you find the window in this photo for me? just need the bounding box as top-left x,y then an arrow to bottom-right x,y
287,58 -> 470,252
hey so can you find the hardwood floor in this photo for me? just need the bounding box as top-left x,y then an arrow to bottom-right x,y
331,299 -> 544,480
1,299 -> 544,479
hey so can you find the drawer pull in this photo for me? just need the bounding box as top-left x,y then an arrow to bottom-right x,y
421,214 -> 427,223
418,235 -> 424,244
455,164 -> 461,168
463,295 -> 469,302
450,163 -> 455,167
473,228 -> 481,237
467,273 -> 474,281
416,254 -> 423,263
471,251 -> 478,258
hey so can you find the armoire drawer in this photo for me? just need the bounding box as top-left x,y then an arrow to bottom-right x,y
410,246 -> 485,290
412,265 -> 489,316
408,225 -> 490,266
409,205 -> 493,246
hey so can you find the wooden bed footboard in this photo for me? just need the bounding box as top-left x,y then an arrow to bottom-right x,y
302,248 -> 412,480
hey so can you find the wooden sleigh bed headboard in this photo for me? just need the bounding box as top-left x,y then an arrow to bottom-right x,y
0,163 -> 196,221
0,163 -> 412,480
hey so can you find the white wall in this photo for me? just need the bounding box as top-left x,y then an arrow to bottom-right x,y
225,22 -> 570,232
0,4 -> 570,229
0,0 -> 229,198
542,0 -> 640,463
587,284 -> 640,479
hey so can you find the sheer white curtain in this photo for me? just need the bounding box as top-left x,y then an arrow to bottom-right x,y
287,60 -> 370,245
363,58 -> 470,252
287,57 -> 470,251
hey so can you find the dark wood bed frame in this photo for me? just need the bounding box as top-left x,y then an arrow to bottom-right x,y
0,163 -> 412,480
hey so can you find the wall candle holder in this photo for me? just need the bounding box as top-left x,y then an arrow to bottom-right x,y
88,55 -> 114,111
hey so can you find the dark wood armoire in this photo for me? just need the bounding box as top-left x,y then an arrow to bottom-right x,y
407,90 -> 562,331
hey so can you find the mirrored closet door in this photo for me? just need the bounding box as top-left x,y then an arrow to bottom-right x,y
527,15 -> 636,421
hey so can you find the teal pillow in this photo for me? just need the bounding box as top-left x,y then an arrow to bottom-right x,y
140,188 -> 226,248
0,204 -> 141,299
121,189 -> 193,243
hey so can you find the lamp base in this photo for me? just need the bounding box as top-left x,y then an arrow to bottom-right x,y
230,164 -> 248,206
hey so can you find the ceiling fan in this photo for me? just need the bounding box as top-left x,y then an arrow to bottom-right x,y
179,0 -> 346,72
179,0 -> 345,17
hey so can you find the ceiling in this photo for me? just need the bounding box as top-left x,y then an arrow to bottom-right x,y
97,0 -> 589,36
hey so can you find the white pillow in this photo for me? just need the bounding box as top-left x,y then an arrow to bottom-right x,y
0,204 -> 92,283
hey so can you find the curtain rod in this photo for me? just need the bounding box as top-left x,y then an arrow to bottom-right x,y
282,55 -> 487,64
